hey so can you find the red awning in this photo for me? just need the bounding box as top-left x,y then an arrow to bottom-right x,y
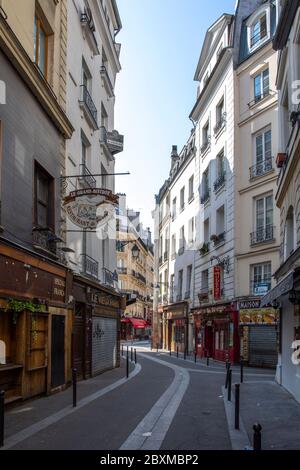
130,318 -> 147,329
121,318 -> 131,323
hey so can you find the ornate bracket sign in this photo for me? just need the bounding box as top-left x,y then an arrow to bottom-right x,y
64,188 -> 119,230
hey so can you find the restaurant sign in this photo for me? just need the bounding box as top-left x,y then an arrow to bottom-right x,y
239,308 -> 278,325
64,188 -> 119,229
213,266 -> 221,300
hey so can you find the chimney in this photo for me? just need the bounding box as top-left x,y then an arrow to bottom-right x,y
170,145 -> 179,169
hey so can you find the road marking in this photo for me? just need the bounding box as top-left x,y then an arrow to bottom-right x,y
1,362 -> 141,450
119,353 -> 190,451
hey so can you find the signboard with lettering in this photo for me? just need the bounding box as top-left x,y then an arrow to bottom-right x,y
64,188 -> 119,230
239,308 -> 278,325
213,266 -> 221,300
253,283 -> 269,297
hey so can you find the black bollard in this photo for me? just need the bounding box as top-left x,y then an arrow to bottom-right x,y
121,344 -> 124,357
170,348 -> 172,356
0,390 -> 4,448
134,348 -> 137,364
184,349 -> 186,360
240,356 -> 244,384
131,347 -> 133,362
72,368 -> 77,408
151,340 -> 153,351
194,351 -> 197,363
225,366 -> 230,389
253,423 -> 262,451
206,355 -> 209,367
177,346 -> 179,358
235,384 -> 240,430
126,346 -> 129,378
156,343 -> 159,353
227,369 -> 232,401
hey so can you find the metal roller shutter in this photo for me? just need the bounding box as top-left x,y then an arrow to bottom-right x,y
92,317 -> 117,375
248,325 -> 277,368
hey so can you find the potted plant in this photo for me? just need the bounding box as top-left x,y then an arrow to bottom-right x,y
276,153 -> 286,168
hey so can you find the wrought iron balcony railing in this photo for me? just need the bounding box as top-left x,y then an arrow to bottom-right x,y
200,137 -> 211,155
214,113 -> 226,135
32,227 -> 58,255
80,85 -> 98,128
212,231 -> 226,247
201,189 -> 210,205
248,90 -> 270,108
117,266 -> 127,275
79,163 -> 96,188
250,157 -> 273,179
100,126 -> 124,155
102,267 -> 118,287
81,253 -> 99,279
214,172 -> 226,192
199,242 -> 210,257
250,225 -> 275,245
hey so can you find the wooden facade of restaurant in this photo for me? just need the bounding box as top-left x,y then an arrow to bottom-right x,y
193,302 -> 239,364
72,275 -> 124,380
163,301 -> 189,353
0,240 -> 73,404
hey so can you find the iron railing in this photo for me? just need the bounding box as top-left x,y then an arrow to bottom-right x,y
214,172 -> 226,192
213,231 -> 226,247
102,267 -> 118,287
81,254 -> 99,279
32,228 -> 58,255
214,112 -> 226,135
250,157 -> 273,179
117,267 -> 127,275
80,85 -> 98,127
201,189 -> 210,205
199,242 -> 210,256
200,136 -> 211,155
79,163 -> 96,188
250,225 -> 275,245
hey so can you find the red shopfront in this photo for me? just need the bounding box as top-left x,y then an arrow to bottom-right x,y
193,303 -> 239,364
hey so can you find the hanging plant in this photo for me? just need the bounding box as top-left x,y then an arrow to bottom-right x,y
5,299 -> 40,325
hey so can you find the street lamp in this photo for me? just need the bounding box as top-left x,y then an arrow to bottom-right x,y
131,244 -> 140,259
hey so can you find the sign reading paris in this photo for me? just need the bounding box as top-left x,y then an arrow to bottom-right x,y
64,188 -> 119,229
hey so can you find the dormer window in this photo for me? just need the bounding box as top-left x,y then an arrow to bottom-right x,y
251,13 -> 267,47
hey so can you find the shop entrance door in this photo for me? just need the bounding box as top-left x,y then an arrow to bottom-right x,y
51,315 -> 65,388
205,325 -> 213,357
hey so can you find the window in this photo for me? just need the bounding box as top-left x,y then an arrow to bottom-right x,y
251,128 -> 272,178
179,226 -> 185,253
201,167 -> 210,203
201,121 -> 210,152
170,274 -> 175,300
172,197 -> 177,220
101,103 -> 108,128
34,15 -> 48,77
180,187 -> 185,211
204,218 -> 210,243
201,269 -> 209,293
216,97 -> 225,127
252,194 -> 274,243
34,163 -> 54,229
216,205 -> 225,238
171,234 -> 176,257
188,175 -> 194,201
284,206 -> 295,260
188,217 -> 195,244
186,265 -> 192,298
250,13 -> 267,48
254,69 -> 269,103
178,270 -> 183,301
251,262 -> 271,296
215,150 -> 225,192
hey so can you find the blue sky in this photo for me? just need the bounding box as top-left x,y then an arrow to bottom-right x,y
114,0 -> 237,230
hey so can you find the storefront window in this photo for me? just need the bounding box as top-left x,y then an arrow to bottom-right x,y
215,330 -> 219,350
220,330 -> 224,350
229,322 -> 234,347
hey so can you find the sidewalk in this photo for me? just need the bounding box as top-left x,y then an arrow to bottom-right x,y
4,358 -> 134,441
239,380 -> 300,450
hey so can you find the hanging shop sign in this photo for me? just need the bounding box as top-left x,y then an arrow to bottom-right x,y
213,266 -> 221,300
253,282 -> 269,297
64,188 -> 119,229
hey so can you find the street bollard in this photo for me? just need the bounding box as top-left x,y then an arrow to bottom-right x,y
194,352 -> 197,363
134,348 -> 137,364
253,423 -> 262,451
131,347 -> 133,362
226,359 -> 230,370
184,349 -> 186,360
240,356 -> 244,384
72,368 -> 77,408
235,384 -> 240,430
177,346 -> 179,358
169,348 -> 172,356
0,390 -> 4,448
126,346 -> 129,378
206,355 -> 209,367
156,343 -> 159,353
121,344 -> 124,357
225,365 -> 230,389
150,340 -> 153,351
227,369 -> 232,401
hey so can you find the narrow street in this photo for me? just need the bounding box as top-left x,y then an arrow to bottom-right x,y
3,341 -> 293,451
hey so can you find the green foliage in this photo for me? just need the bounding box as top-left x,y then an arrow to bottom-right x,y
5,299 -> 40,324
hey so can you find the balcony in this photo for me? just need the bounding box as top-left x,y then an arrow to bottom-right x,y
78,164 -> 96,188
117,266 -> 127,275
199,242 -> 210,257
201,189 -> 210,205
100,65 -> 114,98
80,9 -> 99,55
198,289 -> 209,302
102,267 -> 118,287
131,270 -> 146,284
214,172 -> 226,192
214,113 -> 226,136
211,232 -> 226,247
32,227 -> 59,256
81,254 -> 99,279
250,225 -> 275,245
248,90 -> 270,108
250,158 -> 273,179
200,137 -> 211,155
79,85 -> 98,130
100,126 -> 124,158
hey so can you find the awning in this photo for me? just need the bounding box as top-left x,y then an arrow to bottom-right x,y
121,318 -> 131,323
130,318 -> 147,329
261,271 -> 294,307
